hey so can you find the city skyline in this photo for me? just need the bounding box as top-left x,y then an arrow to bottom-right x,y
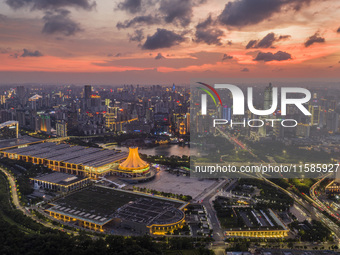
0,0 -> 340,85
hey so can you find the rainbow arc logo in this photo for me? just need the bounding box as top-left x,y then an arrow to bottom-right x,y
196,82 -> 223,107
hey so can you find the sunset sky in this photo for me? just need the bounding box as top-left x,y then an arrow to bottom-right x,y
0,0 -> 340,85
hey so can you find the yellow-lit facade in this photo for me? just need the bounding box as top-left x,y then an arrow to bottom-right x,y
2,148 -> 126,179
148,217 -> 186,235
46,209 -> 108,232
225,229 -> 289,238
117,147 -> 150,177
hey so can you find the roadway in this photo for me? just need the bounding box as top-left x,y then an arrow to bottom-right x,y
200,179 -> 231,242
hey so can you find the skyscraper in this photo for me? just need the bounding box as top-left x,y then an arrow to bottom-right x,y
264,83 -> 273,110
84,85 -> 92,109
84,85 -> 92,99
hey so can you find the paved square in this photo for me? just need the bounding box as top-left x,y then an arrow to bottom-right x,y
133,170 -> 218,199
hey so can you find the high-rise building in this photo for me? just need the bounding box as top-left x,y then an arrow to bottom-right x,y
222,106 -> 231,121
84,85 -> 92,109
326,110 -> 339,133
186,112 -> 190,133
0,95 -> 6,105
258,83 -> 274,137
105,99 -> 111,107
296,124 -> 310,138
56,120 -> 67,137
16,86 -> 26,105
309,105 -> 320,126
264,83 -> 273,110
84,85 -> 92,99
16,110 -> 26,128
39,114 -> 51,134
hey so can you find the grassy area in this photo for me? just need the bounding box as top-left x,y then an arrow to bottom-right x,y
289,178 -> 316,195
54,186 -> 182,215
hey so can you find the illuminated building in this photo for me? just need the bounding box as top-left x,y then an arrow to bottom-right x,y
30,172 -> 90,193
225,229 -> 289,238
325,167 -> 340,195
225,209 -> 289,238
45,186 -> 186,234
0,121 -> 19,139
39,114 -> 51,133
116,147 -> 150,178
56,120 -> 67,137
1,142 -> 128,179
309,105 -> 321,126
0,95 -> 6,105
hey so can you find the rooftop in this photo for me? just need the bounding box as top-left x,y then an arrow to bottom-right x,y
4,142 -> 128,168
47,186 -> 185,227
0,135 -> 43,150
31,172 -> 89,186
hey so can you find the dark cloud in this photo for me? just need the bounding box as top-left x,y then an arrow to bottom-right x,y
194,15 -> 224,45
128,29 -> 144,42
142,28 -> 185,50
155,53 -> 166,60
304,32 -> 325,47
21,49 -> 43,57
195,28 -> 224,46
245,40 -> 258,49
241,68 -> 249,72
278,35 -> 291,40
254,51 -> 292,62
218,0 -> 312,27
42,9 -> 82,36
337,27 -> 340,33
246,32 -> 291,49
222,54 -> 233,61
116,15 -> 159,29
116,0 -> 141,14
159,0 -> 205,27
5,0 -> 96,11
196,14 -> 213,29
